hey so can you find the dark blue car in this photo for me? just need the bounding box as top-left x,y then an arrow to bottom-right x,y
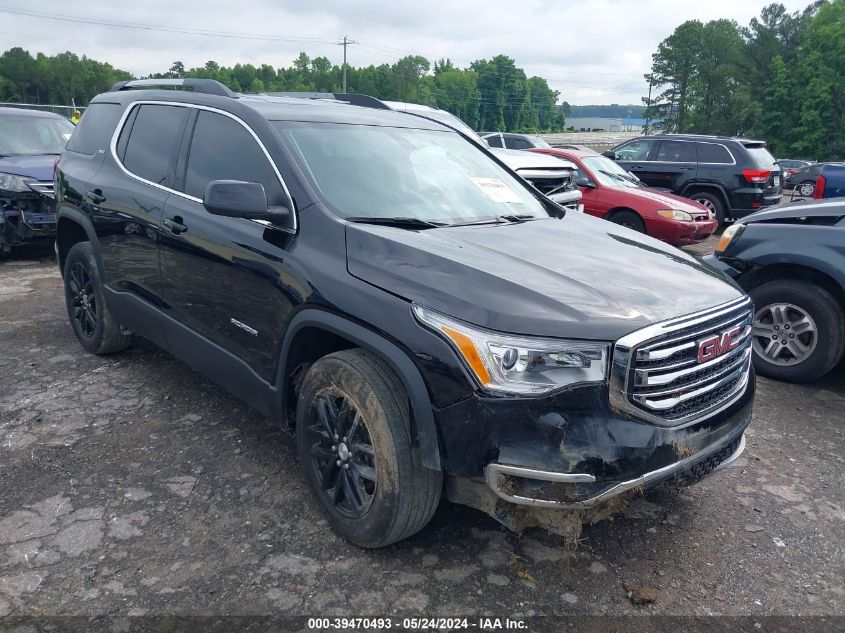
0,107 -> 75,252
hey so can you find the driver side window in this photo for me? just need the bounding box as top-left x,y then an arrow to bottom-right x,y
616,139 -> 655,161
183,110 -> 284,205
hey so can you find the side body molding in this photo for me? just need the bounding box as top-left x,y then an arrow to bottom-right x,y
277,310 -> 442,471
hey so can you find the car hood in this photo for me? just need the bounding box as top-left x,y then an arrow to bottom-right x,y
741,199 -> 845,224
632,188 -> 711,214
0,154 -> 56,181
346,212 -> 743,341
491,148 -> 577,171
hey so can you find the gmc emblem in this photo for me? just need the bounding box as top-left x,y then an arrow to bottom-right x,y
698,326 -> 742,363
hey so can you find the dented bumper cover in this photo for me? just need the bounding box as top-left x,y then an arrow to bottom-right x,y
435,372 -> 753,506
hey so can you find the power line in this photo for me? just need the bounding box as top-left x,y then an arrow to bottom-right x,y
0,6 -> 338,44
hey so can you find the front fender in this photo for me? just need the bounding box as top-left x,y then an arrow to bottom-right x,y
277,309 -> 442,470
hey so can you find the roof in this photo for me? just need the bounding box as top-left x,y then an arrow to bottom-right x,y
91,88 -> 451,130
649,133 -> 766,145
0,106 -> 65,118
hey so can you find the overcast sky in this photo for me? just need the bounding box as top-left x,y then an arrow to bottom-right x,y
0,0 -> 812,106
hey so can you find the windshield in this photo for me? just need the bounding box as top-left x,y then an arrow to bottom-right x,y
273,122 -> 549,224
0,114 -> 74,156
581,155 -> 643,188
525,135 -> 551,149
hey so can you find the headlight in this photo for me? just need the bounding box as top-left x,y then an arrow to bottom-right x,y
412,304 -> 608,395
656,209 -> 693,222
0,172 -> 37,193
715,223 -> 745,253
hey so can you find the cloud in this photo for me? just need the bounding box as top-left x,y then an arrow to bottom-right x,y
0,0 -> 812,105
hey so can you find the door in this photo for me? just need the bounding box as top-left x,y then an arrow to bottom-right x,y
94,103 -> 189,305
612,138 -> 657,184
158,108 -> 296,382
646,140 -> 698,190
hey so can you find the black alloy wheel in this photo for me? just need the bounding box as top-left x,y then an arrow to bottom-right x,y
305,391 -> 378,518
68,261 -> 97,338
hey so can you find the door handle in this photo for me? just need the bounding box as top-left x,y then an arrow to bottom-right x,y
84,190 -> 105,204
163,216 -> 188,234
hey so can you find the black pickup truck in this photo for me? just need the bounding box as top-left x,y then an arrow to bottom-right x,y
55,79 -> 754,547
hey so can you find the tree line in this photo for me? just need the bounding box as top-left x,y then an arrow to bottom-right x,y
0,47 -> 566,132
646,0 -> 843,160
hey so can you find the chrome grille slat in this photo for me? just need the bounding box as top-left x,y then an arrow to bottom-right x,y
634,348 -> 751,397
609,296 -> 753,427
637,311 -> 750,358
636,325 -> 751,387
634,358 -> 750,410
27,181 -> 55,199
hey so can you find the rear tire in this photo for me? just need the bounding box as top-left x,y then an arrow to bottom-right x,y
63,241 -> 133,355
798,181 -> 815,197
690,191 -> 726,224
296,349 -> 442,548
608,210 -> 645,233
749,280 -> 844,383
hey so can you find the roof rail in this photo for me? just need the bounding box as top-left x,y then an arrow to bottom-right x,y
110,78 -> 236,98
261,92 -> 390,110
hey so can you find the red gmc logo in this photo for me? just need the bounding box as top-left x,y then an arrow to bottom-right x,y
698,326 -> 742,363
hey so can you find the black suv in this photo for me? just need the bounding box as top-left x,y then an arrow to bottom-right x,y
55,79 -> 755,548
606,134 -> 783,223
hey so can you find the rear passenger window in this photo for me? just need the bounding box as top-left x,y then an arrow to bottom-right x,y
183,110 -> 283,204
122,105 -> 188,186
66,103 -> 122,155
507,137 -> 530,150
697,143 -> 732,164
656,140 -> 696,163
485,135 -> 503,148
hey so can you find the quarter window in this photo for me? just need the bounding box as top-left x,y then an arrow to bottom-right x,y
655,140 -> 696,163
485,134 -> 503,148
697,143 -> 733,164
66,102 -> 121,155
184,110 -> 283,204
121,105 -> 189,186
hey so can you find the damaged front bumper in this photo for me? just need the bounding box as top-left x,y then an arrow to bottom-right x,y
484,428 -> 746,509
1,186 -> 56,250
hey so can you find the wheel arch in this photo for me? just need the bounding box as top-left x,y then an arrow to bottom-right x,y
741,263 -> 845,313
56,208 -> 102,276
603,206 -> 640,220
277,309 -> 442,470
682,183 -> 730,209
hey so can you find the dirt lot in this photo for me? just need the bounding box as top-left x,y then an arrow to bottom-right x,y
0,239 -> 843,620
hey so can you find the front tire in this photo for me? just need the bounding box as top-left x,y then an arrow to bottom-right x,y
296,349 -> 442,548
749,280 -> 844,383
608,210 -> 645,233
63,241 -> 133,355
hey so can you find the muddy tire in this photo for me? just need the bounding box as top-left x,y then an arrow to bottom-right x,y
296,349 -> 442,548
63,241 -> 133,355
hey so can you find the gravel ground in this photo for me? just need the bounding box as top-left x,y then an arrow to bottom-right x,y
0,239 -> 843,619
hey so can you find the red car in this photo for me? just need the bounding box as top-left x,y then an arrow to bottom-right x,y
530,148 -> 718,246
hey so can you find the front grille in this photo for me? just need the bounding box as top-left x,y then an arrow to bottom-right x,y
611,297 -> 753,426
27,181 -> 55,199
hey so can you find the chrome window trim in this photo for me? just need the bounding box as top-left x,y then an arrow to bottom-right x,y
108,100 -> 297,233
609,295 -> 753,428
694,141 -> 737,166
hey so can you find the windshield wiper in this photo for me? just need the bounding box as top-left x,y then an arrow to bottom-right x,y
497,213 -> 539,222
345,216 -> 447,229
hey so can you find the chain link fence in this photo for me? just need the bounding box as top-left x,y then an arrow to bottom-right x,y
0,102 -> 86,120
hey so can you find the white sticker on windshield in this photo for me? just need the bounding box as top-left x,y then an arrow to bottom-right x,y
469,177 -> 524,203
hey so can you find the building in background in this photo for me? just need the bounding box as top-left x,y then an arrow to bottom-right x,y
566,117 -> 645,133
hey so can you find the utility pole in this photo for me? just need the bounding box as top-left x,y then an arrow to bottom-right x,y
339,35 -> 357,93
644,76 -> 653,136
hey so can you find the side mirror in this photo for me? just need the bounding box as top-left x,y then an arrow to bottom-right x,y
203,180 -> 290,223
602,150 -> 619,160
575,177 -> 596,189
